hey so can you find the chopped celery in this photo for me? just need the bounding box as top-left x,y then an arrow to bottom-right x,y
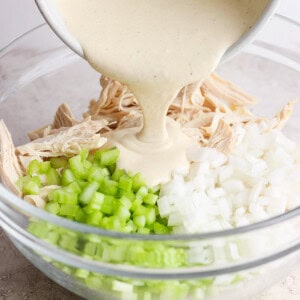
50,157 -> 68,169
100,179 -> 118,196
119,175 -> 133,192
23,179 -> 41,195
61,169 -> 76,186
111,169 -> 126,182
22,149 -> 173,237
132,173 -> 146,192
69,155 -> 86,179
46,168 -> 61,185
133,215 -> 146,228
45,202 -> 60,215
87,211 -> 103,226
100,195 -> 115,215
28,160 -> 41,175
59,204 -> 79,217
153,222 -> 170,234
100,148 -> 120,166
143,194 -> 158,205
79,182 -> 100,205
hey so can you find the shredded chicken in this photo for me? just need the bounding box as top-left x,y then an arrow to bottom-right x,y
52,103 -> 77,129
208,119 -> 233,154
17,118 -> 107,158
200,73 -> 257,110
0,72 -> 296,204
0,120 -> 23,195
83,73 -> 257,146
272,100 -> 297,130
28,103 -> 77,141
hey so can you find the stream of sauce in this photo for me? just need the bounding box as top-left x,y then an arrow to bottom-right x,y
52,0 -> 268,185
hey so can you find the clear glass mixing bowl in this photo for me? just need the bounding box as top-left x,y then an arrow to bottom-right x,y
0,14 -> 300,300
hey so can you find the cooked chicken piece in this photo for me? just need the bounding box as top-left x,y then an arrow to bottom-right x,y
17,118 -> 107,158
28,103 -> 77,141
201,73 -> 257,110
0,120 -> 23,195
52,103 -> 76,129
273,100 -> 297,130
28,125 -> 52,141
24,185 -> 60,208
84,74 -> 255,134
208,119 -> 233,154
84,76 -> 138,126
118,111 -> 143,129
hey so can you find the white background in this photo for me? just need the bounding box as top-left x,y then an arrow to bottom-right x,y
0,0 -> 299,49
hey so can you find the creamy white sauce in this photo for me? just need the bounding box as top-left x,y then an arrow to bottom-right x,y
52,0 -> 268,185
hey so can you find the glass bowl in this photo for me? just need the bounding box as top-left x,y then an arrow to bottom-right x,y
0,14 -> 300,300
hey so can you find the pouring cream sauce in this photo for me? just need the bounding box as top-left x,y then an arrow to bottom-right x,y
52,0 -> 268,185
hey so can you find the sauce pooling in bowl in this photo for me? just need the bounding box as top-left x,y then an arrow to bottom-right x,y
53,0 -> 268,185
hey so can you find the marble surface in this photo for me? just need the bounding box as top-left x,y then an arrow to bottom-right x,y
0,227 -> 299,300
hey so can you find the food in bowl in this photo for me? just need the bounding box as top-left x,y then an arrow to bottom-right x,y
0,73 -> 299,299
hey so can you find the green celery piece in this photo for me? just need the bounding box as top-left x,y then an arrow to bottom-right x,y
137,227 -> 150,235
89,192 -> 105,210
133,215 -> 146,228
130,198 -> 143,212
59,234 -> 78,252
132,173 -> 146,192
64,182 -> 82,194
61,169 -> 76,186
59,204 -> 79,217
28,160 -> 41,176
100,195 -> 115,215
124,220 -> 137,233
87,166 -> 105,183
143,194 -> 158,206
38,161 -> 51,174
50,157 -> 68,169
153,222 -> 170,234
100,148 -> 120,166
69,155 -> 86,179
134,206 -> 156,225
119,175 -> 133,192
75,269 -> 90,279
100,179 -> 118,196
86,211 -> 103,226
27,221 -> 49,239
111,169 -> 126,182
45,231 -> 60,245
83,242 -> 98,256
108,164 -> 116,175
79,182 -> 100,205
114,205 -> 131,222
105,216 -> 124,231
75,208 -> 87,223
45,202 -> 60,215
101,168 -> 110,178
23,179 -> 40,195
48,189 -> 78,205
46,168 -> 61,185
119,196 -> 132,209
136,186 -> 148,200
80,149 -> 89,161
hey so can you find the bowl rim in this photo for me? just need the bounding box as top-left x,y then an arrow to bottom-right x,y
0,16 -> 300,242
